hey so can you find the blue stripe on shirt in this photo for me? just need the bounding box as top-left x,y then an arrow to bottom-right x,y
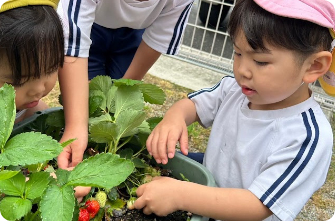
188,76 -> 230,99
74,0 -> 82,57
66,0 -> 74,56
66,0 -> 82,56
171,2 -> 193,55
167,2 -> 193,55
260,109 -> 319,208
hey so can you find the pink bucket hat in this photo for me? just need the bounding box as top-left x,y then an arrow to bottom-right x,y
253,0 -> 335,30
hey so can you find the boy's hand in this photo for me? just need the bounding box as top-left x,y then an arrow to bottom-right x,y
146,116 -> 188,164
134,176 -> 182,216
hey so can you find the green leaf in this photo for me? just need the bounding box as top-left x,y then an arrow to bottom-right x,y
46,110 -> 65,128
55,169 -> 71,186
89,114 -> 112,126
139,83 -> 166,105
132,158 -> 148,168
106,86 -> 117,113
116,110 -> 146,139
89,90 -> 105,114
119,148 -> 133,159
0,170 -> 19,181
146,117 -> 163,130
89,76 -> 113,94
89,121 -> 118,143
113,78 -> 142,86
61,138 -> 76,148
0,197 -> 32,220
0,172 -> 25,196
114,85 -> 144,118
67,153 -> 134,189
40,184 -> 75,221
25,172 -> 51,200
138,121 -> 151,134
106,198 -> 125,210
0,84 -> 16,150
0,132 -> 63,167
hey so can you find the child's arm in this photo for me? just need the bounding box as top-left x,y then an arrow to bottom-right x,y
146,98 -> 199,164
134,176 -> 272,221
122,41 -> 161,80
57,57 -> 89,169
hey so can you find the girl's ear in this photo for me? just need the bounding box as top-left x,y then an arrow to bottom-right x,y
303,51 -> 332,83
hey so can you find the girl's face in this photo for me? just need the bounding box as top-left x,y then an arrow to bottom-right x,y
0,63 -> 58,111
233,31 -> 311,110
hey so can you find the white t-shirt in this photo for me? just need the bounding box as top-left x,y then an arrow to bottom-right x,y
58,0 -> 194,57
189,77 -> 333,221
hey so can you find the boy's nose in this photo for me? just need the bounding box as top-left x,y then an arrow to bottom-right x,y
237,63 -> 252,79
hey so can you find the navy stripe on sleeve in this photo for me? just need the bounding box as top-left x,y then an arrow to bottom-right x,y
167,2 -> 193,55
260,109 -> 319,208
66,0 -> 74,56
188,76 -> 231,99
73,0 -> 82,57
66,0 -> 82,56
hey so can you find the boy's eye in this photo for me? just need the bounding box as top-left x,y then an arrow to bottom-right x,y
254,60 -> 268,66
233,51 -> 241,56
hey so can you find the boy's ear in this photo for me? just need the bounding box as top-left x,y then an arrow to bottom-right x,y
303,51 -> 332,83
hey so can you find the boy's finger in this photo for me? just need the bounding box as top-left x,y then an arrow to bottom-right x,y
157,131 -> 170,164
179,128 -> 189,156
146,133 -> 153,155
134,197 -> 145,210
136,183 -> 146,197
150,132 -> 162,164
167,134 -> 177,159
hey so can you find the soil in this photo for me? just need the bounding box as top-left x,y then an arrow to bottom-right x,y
106,209 -> 191,221
102,167 -> 193,221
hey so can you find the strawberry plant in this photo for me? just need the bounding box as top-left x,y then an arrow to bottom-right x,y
0,76 -> 167,221
0,84 -> 135,221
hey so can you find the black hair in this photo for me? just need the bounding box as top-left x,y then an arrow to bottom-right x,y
228,0 -> 332,63
0,5 -> 64,85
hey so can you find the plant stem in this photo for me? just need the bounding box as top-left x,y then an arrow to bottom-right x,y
133,145 -> 146,158
115,136 -> 133,153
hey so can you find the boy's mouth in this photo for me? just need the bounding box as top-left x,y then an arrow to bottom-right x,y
242,86 -> 256,96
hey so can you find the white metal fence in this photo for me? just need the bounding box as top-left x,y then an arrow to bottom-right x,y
176,0 -> 335,114
175,0 -> 235,76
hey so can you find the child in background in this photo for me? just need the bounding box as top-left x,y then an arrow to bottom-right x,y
134,0 -> 334,220
0,0 -> 90,201
56,0 -> 194,170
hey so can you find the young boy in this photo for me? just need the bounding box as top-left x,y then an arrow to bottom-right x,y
56,0 -> 194,170
134,0 -> 335,220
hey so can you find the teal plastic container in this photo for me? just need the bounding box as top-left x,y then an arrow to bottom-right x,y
12,108 -> 217,221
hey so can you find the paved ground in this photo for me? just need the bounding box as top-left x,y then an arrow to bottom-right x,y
148,54 -> 225,91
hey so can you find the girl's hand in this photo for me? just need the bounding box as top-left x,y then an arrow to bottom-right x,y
146,116 -> 188,165
57,127 -> 88,169
134,176 -> 182,216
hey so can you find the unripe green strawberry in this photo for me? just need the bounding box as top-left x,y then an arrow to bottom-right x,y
95,191 -> 107,208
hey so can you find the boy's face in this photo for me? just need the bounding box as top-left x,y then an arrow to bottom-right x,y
0,62 -> 58,111
233,31 -> 311,110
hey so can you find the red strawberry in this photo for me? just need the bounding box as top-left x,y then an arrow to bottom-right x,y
85,199 -> 100,218
78,208 -> 90,221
